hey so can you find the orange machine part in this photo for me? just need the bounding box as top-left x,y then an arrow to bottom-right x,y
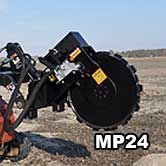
0,103 -> 15,144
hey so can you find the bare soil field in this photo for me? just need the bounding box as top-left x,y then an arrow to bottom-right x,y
2,57 -> 166,166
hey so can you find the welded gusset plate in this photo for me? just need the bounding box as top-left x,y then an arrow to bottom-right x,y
69,52 -> 142,130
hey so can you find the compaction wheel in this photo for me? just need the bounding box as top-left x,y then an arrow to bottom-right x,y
69,52 -> 142,130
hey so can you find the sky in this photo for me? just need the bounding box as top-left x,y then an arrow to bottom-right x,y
0,0 -> 166,55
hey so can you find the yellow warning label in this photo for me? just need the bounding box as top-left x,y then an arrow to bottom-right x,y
69,48 -> 81,61
92,68 -> 107,85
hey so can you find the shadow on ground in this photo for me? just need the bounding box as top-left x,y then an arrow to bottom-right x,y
23,132 -> 91,158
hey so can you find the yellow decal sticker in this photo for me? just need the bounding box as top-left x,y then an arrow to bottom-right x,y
92,68 -> 107,85
49,74 -> 56,82
69,48 -> 81,61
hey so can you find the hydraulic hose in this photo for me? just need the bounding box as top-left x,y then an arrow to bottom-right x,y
4,62 -> 30,132
4,71 -> 51,132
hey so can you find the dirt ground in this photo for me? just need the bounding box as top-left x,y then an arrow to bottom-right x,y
1,57 -> 166,166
